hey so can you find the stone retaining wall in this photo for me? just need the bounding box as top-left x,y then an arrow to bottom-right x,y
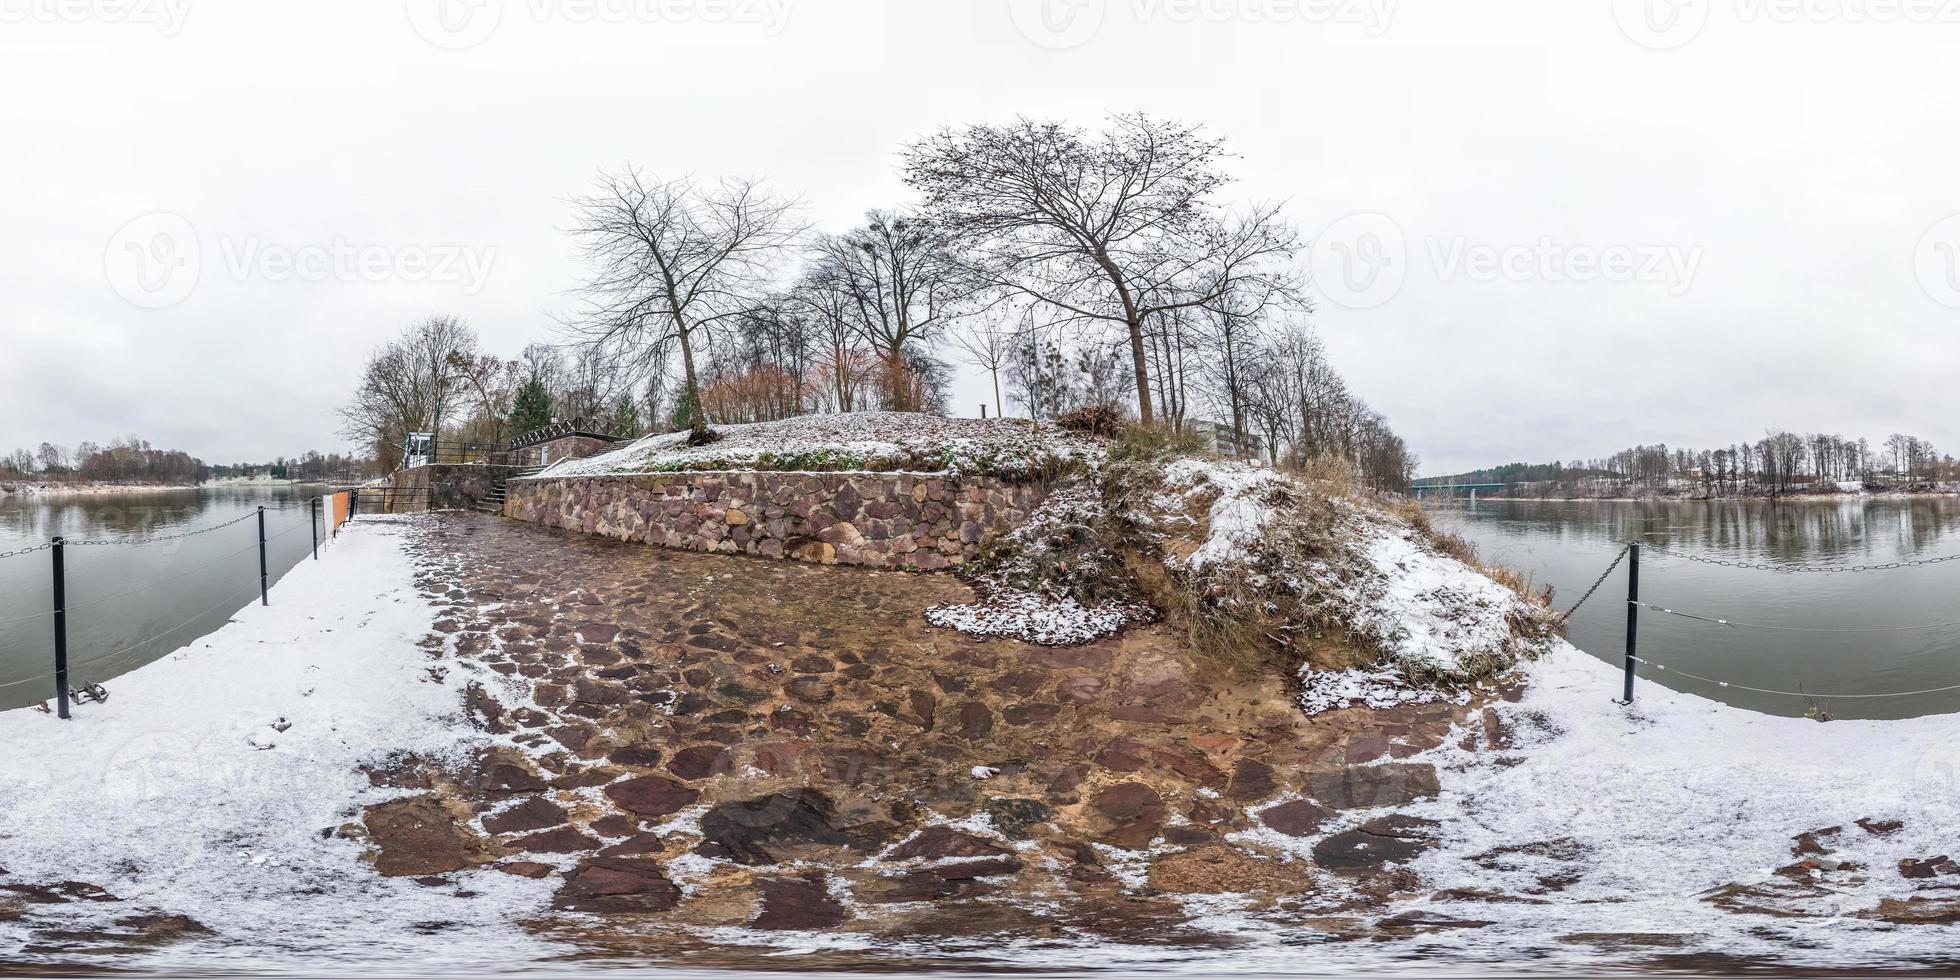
382,464 -> 522,513
504,471 -> 1048,569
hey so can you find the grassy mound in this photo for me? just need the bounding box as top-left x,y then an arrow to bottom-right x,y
937,428 -> 1564,695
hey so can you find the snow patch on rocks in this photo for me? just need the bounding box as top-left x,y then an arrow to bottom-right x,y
925,588 -> 1141,646
1297,667 -> 1464,715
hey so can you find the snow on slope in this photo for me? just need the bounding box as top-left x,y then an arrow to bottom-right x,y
1154,456 -> 1556,691
1395,644 -> 1960,966
0,517 -> 558,971
530,412 -> 1101,480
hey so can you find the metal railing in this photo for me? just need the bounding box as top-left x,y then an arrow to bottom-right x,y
1569,541 -> 1960,705
0,496 -> 351,719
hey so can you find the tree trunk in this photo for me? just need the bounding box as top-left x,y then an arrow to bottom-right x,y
676,324 -> 708,438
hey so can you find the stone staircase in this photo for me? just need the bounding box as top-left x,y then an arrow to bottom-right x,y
477,465 -> 545,516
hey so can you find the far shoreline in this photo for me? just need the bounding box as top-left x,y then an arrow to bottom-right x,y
0,480 -> 329,499
1424,490 -> 1960,504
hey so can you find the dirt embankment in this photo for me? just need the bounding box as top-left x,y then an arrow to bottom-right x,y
354,513 -> 1503,946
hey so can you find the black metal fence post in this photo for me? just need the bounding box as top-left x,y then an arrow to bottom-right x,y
1621,542 -> 1640,704
257,506 -> 269,606
51,536 -> 69,720
310,496 -> 320,560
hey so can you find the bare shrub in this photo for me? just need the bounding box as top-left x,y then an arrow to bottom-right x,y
1056,403 -> 1126,438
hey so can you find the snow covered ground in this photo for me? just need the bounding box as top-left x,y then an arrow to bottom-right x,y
4,501 -> 1957,973
1399,643 -> 1960,966
532,412 -> 1101,480
0,517 -> 557,972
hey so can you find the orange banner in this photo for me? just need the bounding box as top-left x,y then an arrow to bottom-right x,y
328,491 -> 350,536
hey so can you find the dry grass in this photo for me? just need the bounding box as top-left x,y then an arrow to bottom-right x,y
968,429 -> 1559,683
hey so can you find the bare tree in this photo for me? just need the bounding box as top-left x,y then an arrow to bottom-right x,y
563,168 -> 804,443
806,210 -> 980,412
338,315 -> 477,467
947,305 -> 1017,417
902,112 -> 1306,426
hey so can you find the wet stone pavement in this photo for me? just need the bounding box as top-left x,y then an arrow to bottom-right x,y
361,512 -> 1505,951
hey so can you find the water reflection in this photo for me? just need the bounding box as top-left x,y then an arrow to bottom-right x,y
1435,497 -> 1960,720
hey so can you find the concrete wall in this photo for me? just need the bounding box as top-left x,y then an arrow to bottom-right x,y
504,471 -> 1048,570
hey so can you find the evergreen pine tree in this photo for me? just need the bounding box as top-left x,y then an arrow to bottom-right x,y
509,378 -> 555,435
606,394 -> 641,439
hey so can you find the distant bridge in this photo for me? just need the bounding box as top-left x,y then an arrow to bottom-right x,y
1409,482 -> 1508,500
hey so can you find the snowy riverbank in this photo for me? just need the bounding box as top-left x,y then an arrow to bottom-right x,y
0,482 -> 202,497
0,517 -> 557,971
4,510 -> 1958,972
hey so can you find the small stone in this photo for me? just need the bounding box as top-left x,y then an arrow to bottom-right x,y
509,826 -> 597,854
983,798 -> 1056,841
1303,764 -> 1440,809
1260,800 -> 1335,838
363,796 -> 480,877
1091,782 -> 1165,850
786,676 -> 835,704
1313,815 -> 1441,873
604,774 -> 700,817
752,873 -> 847,930
482,797 -> 568,836
667,745 -> 735,781
887,826 -> 1013,861
497,862 -> 554,879
552,858 -> 681,913
1226,759 -> 1277,801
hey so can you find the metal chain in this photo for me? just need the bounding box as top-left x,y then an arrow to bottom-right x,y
1631,600 -> 1960,634
63,511 -> 259,547
1639,542 -> 1960,574
1560,544 -> 1631,621
1631,656 -> 1960,700
0,542 -> 54,561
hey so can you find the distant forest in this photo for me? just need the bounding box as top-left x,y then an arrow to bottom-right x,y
1429,431 -> 1954,498
1,437 -> 363,487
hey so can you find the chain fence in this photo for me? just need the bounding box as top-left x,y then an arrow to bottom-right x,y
0,495 -> 356,716
1568,538 -> 1960,706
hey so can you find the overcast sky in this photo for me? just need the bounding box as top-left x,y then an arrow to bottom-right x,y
4,0 -> 1959,474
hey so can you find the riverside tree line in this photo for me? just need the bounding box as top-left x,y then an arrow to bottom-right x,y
1436,431 -> 1956,497
341,113 -> 1419,491
0,437 -> 367,488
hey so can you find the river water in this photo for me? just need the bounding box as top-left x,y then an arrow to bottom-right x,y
1433,496 -> 1960,720
0,485 -> 326,711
